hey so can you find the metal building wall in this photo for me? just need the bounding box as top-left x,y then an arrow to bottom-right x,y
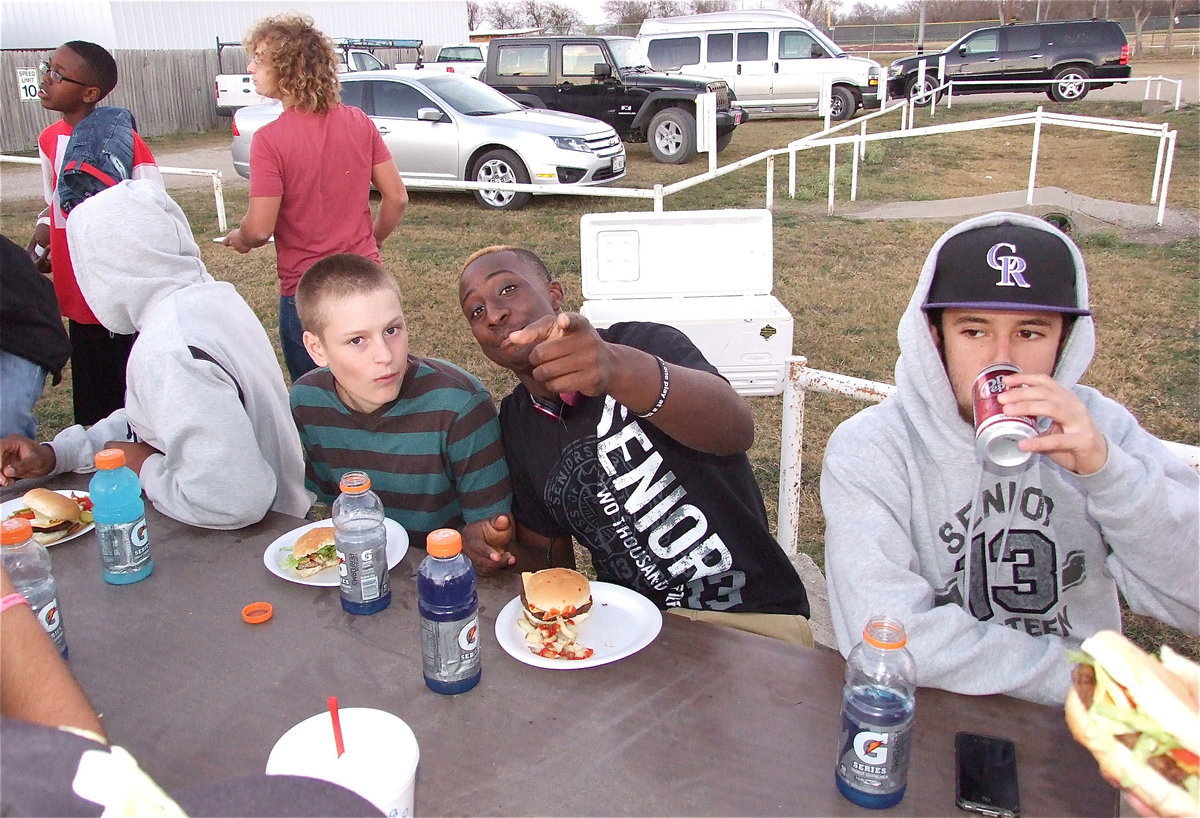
0,1 -> 469,50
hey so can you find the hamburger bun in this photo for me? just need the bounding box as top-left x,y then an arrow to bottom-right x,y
1064,631 -> 1199,818
521,568 -> 592,621
23,488 -> 81,523
290,526 -> 337,578
22,488 -> 82,545
294,526 -> 335,558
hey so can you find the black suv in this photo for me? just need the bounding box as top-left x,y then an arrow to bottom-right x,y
887,19 -> 1131,103
481,35 -> 745,165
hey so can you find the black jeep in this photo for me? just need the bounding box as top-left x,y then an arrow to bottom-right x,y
481,35 -> 745,165
888,19 -> 1131,104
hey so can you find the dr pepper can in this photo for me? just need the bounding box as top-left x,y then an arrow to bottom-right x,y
973,364 -> 1037,468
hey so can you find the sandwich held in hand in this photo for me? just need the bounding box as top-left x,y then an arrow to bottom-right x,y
1065,630 -> 1199,817
518,568 -> 594,660
281,527 -> 339,578
6,489 -> 93,544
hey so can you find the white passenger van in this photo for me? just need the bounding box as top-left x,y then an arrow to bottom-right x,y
637,9 -> 881,121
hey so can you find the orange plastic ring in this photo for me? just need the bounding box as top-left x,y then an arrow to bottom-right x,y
241,601 -> 273,624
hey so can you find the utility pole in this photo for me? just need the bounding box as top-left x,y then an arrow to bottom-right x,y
917,0 -> 926,53
1036,0 -> 1042,21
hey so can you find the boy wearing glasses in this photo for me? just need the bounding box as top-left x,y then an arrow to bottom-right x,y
31,41 -> 162,427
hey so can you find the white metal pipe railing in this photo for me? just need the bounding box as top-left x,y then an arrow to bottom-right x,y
791,109 -> 1178,224
775,355 -> 1199,557
1,155 -> 229,231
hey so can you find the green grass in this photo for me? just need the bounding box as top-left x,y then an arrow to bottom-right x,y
4,99 -> 1196,660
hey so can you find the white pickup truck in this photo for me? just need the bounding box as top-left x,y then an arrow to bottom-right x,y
213,37 -> 422,116
394,44 -> 487,80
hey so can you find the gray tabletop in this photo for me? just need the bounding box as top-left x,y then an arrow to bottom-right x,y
7,474 -> 1116,817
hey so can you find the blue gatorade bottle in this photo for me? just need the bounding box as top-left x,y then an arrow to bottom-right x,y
835,615 -> 917,809
90,448 -> 153,585
418,529 -> 481,694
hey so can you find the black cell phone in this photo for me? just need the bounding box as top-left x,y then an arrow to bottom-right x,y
955,731 -> 1021,818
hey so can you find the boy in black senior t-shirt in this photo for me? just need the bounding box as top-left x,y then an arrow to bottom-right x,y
458,245 -> 812,646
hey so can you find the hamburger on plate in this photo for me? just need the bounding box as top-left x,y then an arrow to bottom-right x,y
518,568 -> 595,660
6,488 -> 91,545
280,526 -> 339,578
1065,630 -> 1199,817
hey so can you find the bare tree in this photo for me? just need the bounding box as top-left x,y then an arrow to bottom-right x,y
690,0 -> 734,12
602,0 -> 685,24
540,2 -> 586,33
780,0 -> 830,21
467,1 -> 483,31
485,1 -> 527,30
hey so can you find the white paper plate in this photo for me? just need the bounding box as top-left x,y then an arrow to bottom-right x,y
0,490 -> 95,546
494,581 -> 662,670
263,519 -> 408,587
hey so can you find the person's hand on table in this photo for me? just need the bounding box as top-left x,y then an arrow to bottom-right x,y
102,441 -> 161,476
0,436 -> 56,486
460,514 -> 516,576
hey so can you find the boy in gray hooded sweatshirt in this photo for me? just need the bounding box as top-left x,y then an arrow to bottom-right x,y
821,211 -> 1198,705
0,180 -> 311,529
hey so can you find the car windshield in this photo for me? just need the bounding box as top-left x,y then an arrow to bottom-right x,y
417,75 -> 523,115
608,38 -> 653,70
807,28 -> 846,57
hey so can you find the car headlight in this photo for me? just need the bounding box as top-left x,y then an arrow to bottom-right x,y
551,135 -> 592,153
888,64 -> 903,78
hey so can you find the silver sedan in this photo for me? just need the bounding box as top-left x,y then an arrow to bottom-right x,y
230,71 -> 626,210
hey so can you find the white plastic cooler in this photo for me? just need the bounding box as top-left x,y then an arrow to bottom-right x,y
578,209 -> 793,396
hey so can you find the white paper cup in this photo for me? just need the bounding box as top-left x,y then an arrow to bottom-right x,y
265,707 -> 419,818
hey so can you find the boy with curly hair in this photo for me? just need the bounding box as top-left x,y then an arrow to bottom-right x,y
222,13 -> 408,382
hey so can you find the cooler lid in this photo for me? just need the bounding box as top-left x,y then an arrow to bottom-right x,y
580,209 -> 773,300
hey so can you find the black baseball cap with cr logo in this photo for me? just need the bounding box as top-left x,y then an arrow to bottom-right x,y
922,216 -> 1092,316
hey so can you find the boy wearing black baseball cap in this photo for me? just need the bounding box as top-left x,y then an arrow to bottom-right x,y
821,211 -> 1198,705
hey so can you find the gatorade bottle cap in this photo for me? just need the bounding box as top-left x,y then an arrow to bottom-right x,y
338,470 -> 372,494
95,448 -> 127,470
426,528 -> 462,558
0,518 -> 33,545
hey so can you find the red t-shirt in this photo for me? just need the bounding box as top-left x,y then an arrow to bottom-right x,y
248,103 -> 391,295
39,119 -> 162,324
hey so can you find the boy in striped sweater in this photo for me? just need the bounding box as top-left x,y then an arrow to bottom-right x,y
291,254 -> 515,570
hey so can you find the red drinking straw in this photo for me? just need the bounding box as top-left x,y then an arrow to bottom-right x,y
326,696 -> 345,758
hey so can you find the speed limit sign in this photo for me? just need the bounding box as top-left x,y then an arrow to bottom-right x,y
17,67 -> 39,101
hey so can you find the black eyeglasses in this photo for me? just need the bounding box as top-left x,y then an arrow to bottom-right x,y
39,60 -> 90,87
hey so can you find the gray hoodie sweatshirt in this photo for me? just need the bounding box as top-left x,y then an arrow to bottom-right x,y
51,180 -> 311,528
821,211 -> 1198,705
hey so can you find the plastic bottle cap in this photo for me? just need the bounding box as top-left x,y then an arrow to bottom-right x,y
95,448 -> 127,470
0,518 -> 33,545
241,601 -> 273,624
426,528 -> 462,558
338,470 -> 372,494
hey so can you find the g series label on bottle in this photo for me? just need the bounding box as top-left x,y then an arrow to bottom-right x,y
339,546 -> 389,603
420,615 -> 480,684
37,597 -> 67,652
836,714 -> 913,796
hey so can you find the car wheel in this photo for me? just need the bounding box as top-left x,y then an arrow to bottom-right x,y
905,73 -> 939,105
715,131 -> 734,152
1048,66 -> 1091,102
829,86 -> 856,122
471,149 -> 532,210
648,107 -> 697,164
